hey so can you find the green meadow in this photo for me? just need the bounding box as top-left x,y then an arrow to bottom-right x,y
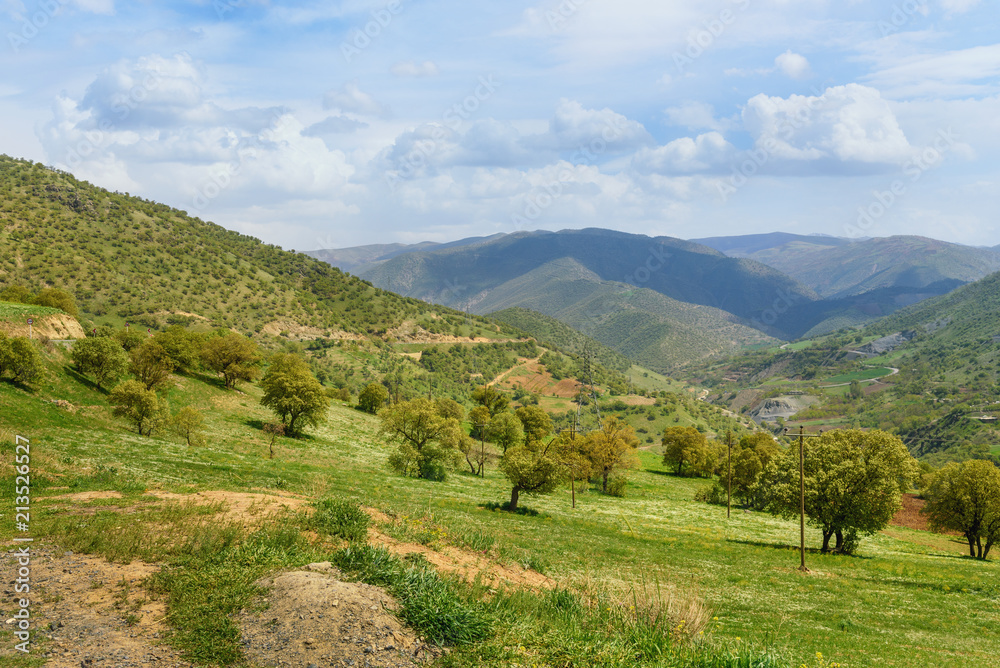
0,347 -> 997,668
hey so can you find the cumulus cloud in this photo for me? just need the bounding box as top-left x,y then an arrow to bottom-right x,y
531,99 -> 653,153
323,80 -> 386,116
631,133 -> 735,175
742,84 -> 913,166
775,50 -> 811,79
665,102 -> 733,132
390,60 -> 439,77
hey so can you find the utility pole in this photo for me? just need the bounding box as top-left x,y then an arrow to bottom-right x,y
727,431 -> 733,519
783,425 -> 825,572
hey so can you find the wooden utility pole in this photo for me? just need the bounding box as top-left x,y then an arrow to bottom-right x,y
726,431 -> 734,518
783,425 -> 825,572
568,423 -> 577,509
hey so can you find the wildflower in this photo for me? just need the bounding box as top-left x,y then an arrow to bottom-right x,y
817,652 -> 823,660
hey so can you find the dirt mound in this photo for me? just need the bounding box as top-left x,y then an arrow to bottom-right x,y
1,547 -> 193,668
0,313 -> 86,339
237,562 -> 433,668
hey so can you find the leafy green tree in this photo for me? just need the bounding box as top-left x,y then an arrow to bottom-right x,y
584,416 -> 639,493
662,426 -> 710,477
109,380 -> 166,436
200,332 -> 262,389
434,397 -> 465,422
115,327 -> 147,352
515,405 -> 553,446
763,429 -> 919,554
472,384 -> 510,417
0,335 -> 43,384
0,285 -> 34,304
487,411 -> 524,454
171,406 -> 204,446
71,336 -> 129,391
469,405 -> 491,440
922,460 -> 1000,560
153,326 -> 204,373
32,287 -> 78,316
379,398 -> 459,480
129,341 -> 175,391
357,382 -> 389,414
259,353 -> 330,436
500,439 -> 566,511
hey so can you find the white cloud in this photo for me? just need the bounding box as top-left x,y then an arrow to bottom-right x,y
665,101 -> 734,132
323,80 -> 386,116
631,133 -> 735,174
863,44 -> 1000,98
532,99 -> 653,153
390,60 -> 439,77
775,50 -> 811,79
742,84 -> 913,166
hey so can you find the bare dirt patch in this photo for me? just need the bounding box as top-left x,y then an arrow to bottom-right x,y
0,313 -> 86,339
1,547 -> 193,668
237,562 -> 434,668
261,320 -> 364,341
148,490 -> 309,527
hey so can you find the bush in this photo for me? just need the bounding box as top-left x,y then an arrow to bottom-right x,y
308,498 -> 370,543
694,480 -> 727,506
606,475 -> 629,498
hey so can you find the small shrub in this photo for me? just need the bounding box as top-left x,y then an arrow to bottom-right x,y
694,480 -> 727,506
606,475 -> 628,498
308,498 -> 370,543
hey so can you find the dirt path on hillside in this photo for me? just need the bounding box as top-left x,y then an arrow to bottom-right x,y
488,355 -> 543,387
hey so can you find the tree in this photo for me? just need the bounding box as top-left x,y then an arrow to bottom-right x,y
357,382 -> 389,414
469,405 -> 491,440
486,411 -> 523,454
584,416 -> 639,493
32,287 -> 78,316
153,326 -> 204,373
262,422 -> 285,459
109,380 -> 166,436
434,397 -> 465,422
115,327 -> 147,352
440,420 -> 482,475
379,398 -> 459,480
200,332 -> 262,389
0,335 -> 43,384
171,406 -> 204,446
472,384 -> 510,417
71,336 -> 129,391
0,285 -> 33,304
259,353 -> 330,436
662,426 -> 710,477
129,341 -> 175,391
500,439 -> 566,511
922,460 -> 1000,560
515,405 -> 553,446
763,429 -> 919,554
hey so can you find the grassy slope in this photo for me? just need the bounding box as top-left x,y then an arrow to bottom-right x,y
0,155 -> 511,339
1,347 -> 997,668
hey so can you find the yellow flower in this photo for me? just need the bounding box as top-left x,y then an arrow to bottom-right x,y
817,652 -> 823,660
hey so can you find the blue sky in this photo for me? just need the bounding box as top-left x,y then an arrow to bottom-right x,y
1,0 -> 998,251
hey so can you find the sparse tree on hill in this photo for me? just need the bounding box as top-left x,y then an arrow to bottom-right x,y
487,411 -> 523,454
380,398 -> 459,480
200,332 -> 262,389
662,426 -> 710,477
32,287 -> 78,317
71,336 -> 129,391
922,459 -> 1000,560
500,438 -> 567,511
171,406 -> 204,446
109,379 -> 166,436
584,416 -> 639,493
262,422 -> 285,459
762,429 -> 919,554
259,353 -> 330,437
357,382 -> 389,414
0,334 -> 43,384
434,397 -> 465,422
515,405 -> 553,446
153,326 -> 204,373
472,384 -> 510,417
129,341 -> 175,391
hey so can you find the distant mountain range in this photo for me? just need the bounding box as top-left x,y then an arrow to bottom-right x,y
311,229 -> 1000,371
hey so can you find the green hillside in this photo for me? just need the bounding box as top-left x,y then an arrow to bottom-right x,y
0,155 -> 512,340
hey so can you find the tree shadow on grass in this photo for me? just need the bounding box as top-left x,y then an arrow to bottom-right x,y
63,366 -> 105,394
478,501 -> 546,518
725,537 -> 874,560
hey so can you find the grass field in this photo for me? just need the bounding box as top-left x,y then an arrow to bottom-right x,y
1,348 -> 998,668
0,301 -> 65,321
823,368 -> 893,384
